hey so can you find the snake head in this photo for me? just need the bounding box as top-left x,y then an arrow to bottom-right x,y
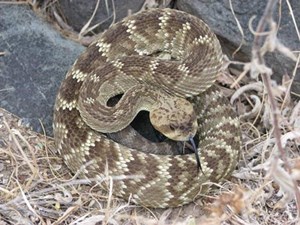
149,97 -> 198,141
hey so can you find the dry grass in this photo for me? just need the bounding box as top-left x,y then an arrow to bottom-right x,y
1,0 -> 300,224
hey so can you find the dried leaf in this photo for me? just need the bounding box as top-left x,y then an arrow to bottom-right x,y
207,187 -> 246,216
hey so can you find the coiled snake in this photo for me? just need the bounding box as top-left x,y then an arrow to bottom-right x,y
53,8 -> 241,208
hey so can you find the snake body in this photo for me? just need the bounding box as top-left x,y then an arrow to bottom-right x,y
53,8 -> 241,208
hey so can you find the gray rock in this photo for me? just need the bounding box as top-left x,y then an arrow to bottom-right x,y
176,0 -> 300,94
58,0 -> 145,33
0,4 -> 85,135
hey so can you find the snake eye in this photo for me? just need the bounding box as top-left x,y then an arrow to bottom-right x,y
169,125 -> 176,131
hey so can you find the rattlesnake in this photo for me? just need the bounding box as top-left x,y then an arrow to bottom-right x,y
53,8 -> 241,208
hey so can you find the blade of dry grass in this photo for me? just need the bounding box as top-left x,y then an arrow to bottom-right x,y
251,0 -> 300,217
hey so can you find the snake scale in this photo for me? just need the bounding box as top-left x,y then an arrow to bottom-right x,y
53,8 -> 241,208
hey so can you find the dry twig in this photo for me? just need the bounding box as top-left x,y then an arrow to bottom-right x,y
251,0 -> 300,217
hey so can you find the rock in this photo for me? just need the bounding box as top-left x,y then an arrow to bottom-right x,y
176,0 -> 300,95
0,4 -> 84,135
58,0 -> 145,33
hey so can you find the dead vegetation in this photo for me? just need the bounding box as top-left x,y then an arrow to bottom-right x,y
0,0 -> 300,224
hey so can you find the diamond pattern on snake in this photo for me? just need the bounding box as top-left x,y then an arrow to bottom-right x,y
53,8 -> 241,208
